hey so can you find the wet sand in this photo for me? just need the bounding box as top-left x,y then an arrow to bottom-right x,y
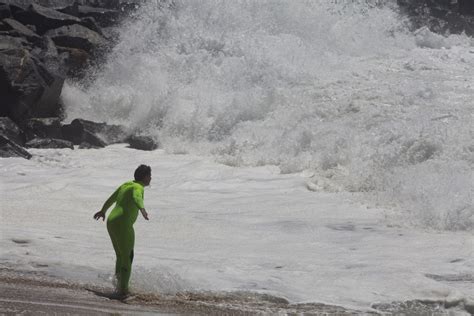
0,272 -> 178,315
0,268 -> 365,315
1,268 -> 460,315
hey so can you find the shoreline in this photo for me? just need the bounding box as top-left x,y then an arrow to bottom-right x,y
1,268 -> 467,315
0,268 -> 369,315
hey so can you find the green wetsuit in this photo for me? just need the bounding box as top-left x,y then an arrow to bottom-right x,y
101,180 -> 145,292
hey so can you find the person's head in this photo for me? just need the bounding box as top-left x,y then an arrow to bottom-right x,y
134,164 -> 151,186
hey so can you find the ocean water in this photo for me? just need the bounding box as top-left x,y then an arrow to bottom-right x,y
2,0 -> 473,313
62,0 -> 473,231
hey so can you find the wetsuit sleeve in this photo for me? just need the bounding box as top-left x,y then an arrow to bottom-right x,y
100,186 -> 120,213
132,185 -> 145,209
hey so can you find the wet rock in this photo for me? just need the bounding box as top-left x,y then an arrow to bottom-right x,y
0,48 -> 64,121
45,23 -> 105,52
31,36 -> 61,70
0,33 -> 30,50
24,117 -> 61,139
79,16 -> 102,35
3,18 -> 40,41
25,137 -> 73,149
0,134 -> 31,158
13,3 -> 82,35
76,5 -> 120,27
398,0 -> 474,36
57,45 -> 89,76
128,135 -> 158,151
62,122 -> 105,147
0,3 -> 12,18
0,116 -> 25,145
61,118 -> 128,147
459,0 -> 474,15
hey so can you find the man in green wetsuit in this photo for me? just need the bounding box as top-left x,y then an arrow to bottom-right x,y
93,165 -> 151,296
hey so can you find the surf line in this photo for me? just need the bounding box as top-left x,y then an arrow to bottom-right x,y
0,298 -> 146,314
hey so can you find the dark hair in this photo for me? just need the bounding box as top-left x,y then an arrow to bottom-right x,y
134,164 -> 151,181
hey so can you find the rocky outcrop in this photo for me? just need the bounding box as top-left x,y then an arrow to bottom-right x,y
398,0 -> 474,36
0,117 -> 31,158
61,118 -> 128,147
0,116 -> 24,144
0,0 -> 143,159
24,117 -> 62,139
26,136 -> 73,148
0,134 -> 31,158
45,23 -> 105,52
0,48 -> 64,122
128,135 -> 158,151
13,3 -> 82,34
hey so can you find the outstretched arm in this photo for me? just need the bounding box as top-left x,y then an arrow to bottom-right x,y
133,185 -> 149,220
93,187 -> 120,221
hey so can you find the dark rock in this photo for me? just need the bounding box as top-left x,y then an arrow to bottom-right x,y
76,5 -> 120,27
56,2 -> 78,15
0,4 -> 11,18
0,48 -> 64,121
61,118 -> 127,147
57,45 -> 89,76
398,0 -> 474,36
0,22 -> 8,32
459,0 -> 474,15
0,134 -> 31,158
45,23 -> 105,52
0,116 -> 25,145
14,3 -> 82,35
128,135 -> 158,151
62,123 -> 105,147
0,1 -> 31,12
0,34 -> 30,50
25,137 -> 73,149
3,18 -> 41,41
26,24 -> 36,32
33,0 -> 76,9
24,117 -> 61,139
79,16 -> 102,35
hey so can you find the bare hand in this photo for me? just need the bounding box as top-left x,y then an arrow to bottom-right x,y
141,209 -> 149,221
93,210 -> 105,221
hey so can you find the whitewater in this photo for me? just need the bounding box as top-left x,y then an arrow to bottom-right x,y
1,0 -> 473,313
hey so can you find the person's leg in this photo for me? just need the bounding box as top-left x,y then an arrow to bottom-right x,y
107,223 -> 122,283
113,225 -> 135,293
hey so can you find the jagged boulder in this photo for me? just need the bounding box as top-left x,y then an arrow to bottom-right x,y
75,5 -> 120,27
61,118 -> 128,147
24,117 -> 61,139
398,0 -> 474,36
13,3 -> 82,34
128,135 -> 158,151
0,134 -> 31,158
0,116 -> 24,145
0,48 -> 64,121
0,117 -> 30,158
2,18 -> 41,41
0,33 -> 30,50
57,45 -> 89,76
79,16 -> 102,35
26,137 -> 73,149
45,23 -> 105,52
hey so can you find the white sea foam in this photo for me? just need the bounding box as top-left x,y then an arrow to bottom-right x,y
1,146 -> 473,312
61,0 -> 474,231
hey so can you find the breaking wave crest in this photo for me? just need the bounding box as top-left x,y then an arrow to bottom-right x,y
61,0 -> 474,231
